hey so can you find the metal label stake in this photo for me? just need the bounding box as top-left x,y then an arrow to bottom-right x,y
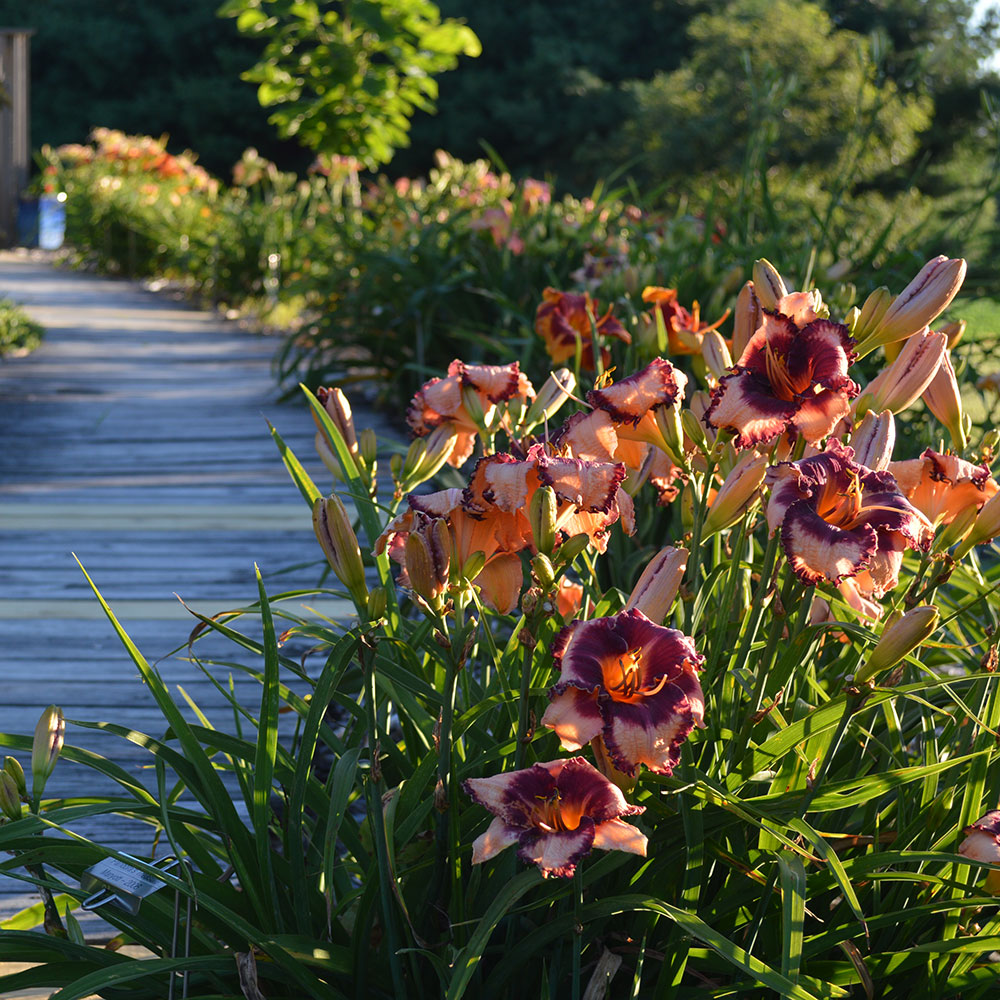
81,854 -> 194,999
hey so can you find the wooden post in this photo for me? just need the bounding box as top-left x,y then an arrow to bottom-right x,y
0,28 -> 33,248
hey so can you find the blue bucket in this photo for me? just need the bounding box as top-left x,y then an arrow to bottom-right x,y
38,194 -> 66,250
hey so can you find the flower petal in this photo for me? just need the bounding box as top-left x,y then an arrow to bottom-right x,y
471,816 -> 521,865
542,687 -> 604,751
587,358 -> 685,425
592,818 -> 648,857
789,388 -> 851,444
706,371 -> 797,449
474,552 -> 524,615
517,820 -> 596,878
780,499 -> 877,585
601,683 -> 695,777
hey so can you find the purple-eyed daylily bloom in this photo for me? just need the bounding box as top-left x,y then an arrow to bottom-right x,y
706,295 -> 859,449
766,442 -> 933,612
463,757 -> 647,878
542,609 -> 704,777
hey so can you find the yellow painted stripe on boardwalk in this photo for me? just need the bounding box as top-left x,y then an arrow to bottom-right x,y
0,598 -> 353,620
0,502 -> 313,531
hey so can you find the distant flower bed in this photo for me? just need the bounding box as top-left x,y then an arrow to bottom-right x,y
40,130 -> 974,407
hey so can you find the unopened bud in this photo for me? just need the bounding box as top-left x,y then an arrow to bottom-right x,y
556,532 -> 591,565
752,259 -> 788,312
31,705 -> 64,804
854,605 -> 939,685
860,330 -> 945,416
460,384 -> 487,431
934,503 -> 978,553
680,408 -> 708,454
313,495 -> 369,609
731,281 -> 761,361
625,546 -> 688,623
405,533 -> 446,608
366,586 -> 387,621
850,410 -> 895,471
939,319 -> 966,350
524,368 -> 576,426
0,772 -> 21,821
653,403 -> 686,466
702,452 -> 768,537
983,429 -> 1000,454
859,257 -> 966,354
402,437 -> 428,480
853,286 -> 893,344
531,552 -> 556,590
315,386 -> 359,456
460,549 -> 487,583
4,757 -> 26,798
924,350 -> 966,452
955,490 -> 1000,558
360,428 -> 377,468
529,485 -> 558,555
410,425 -> 458,485
701,329 -> 733,380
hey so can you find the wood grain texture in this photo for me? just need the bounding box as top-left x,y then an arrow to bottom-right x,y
0,252 -> 392,932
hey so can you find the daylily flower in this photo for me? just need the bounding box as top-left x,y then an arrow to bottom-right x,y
542,609 -> 704,777
463,757 -> 647,878
706,295 -> 859,449
888,450 -> 999,527
640,286 -> 730,356
766,442 -> 933,611
407,360 -> 536,467
535,288 -> 631,370
959,810 -> 1000,895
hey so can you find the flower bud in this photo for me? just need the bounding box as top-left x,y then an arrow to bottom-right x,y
460,384 -> 488,432
849,410 -> 895,472
408,425 -> 458,486
531,552 -> 556,590
752,259 -> 788,312
934,502 -> 978,553
852,286 -> 893,344
939,319 -> 966,350
924,350 -> 966,452
459,548 -> 486,583
360,428 -> 378,469
405,531 -> 448,608
556,532 -> 592,564
958,811 -> 1000,895
859,330 -> 945,416
625,546 -> 688,623
702,452 -> 768,537
859,257 -> 966,353
313,495 -> 369,609
701,329 -> 733,380
854,605 -> 939,685
529,485 -> 558,555
401,437 -> 428,480
31,705 -> 64,804
731,281 -> 761,361
524,368 -> 576,426
366,586 -> 387,622
955,490 -> 1000,558
654,401 -> 686,467
0,772 -> 21,821
315,386 -> 359,457
4,756 -> 26,798
680,408 -> 708,454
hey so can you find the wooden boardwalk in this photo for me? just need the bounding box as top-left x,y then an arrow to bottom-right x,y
0,252 -> 385,942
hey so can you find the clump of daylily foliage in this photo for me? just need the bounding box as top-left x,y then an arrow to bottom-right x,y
6,255 -> 1000,999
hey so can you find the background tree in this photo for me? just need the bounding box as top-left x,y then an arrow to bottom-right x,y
219,0 -> 481,169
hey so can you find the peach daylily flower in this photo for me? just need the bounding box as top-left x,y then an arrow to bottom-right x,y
407,360 -> 535,467
766,442 -> 933,613
463,757 -> 646,879
888,450 -> 999,528
542,609 -> 704,777
706,295 -> 859,449
641,286 -> 731,356
535,288 -> 631,370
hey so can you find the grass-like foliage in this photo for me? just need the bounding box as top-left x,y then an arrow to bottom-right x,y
0,298 -> 43,357
3,257 -> 1000,998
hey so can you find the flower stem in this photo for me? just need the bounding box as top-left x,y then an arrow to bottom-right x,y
572,864 -> 584,1000
514,616 -> 538,770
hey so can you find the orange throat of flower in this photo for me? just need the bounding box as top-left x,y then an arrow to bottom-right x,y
603,649 -> 670,704
764,339 -> 801,402
531,792 -> 583,833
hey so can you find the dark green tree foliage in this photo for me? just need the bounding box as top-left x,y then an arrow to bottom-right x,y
395,0 -> 705,185
0,0 -> 311,176
220,0 -> 481,169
